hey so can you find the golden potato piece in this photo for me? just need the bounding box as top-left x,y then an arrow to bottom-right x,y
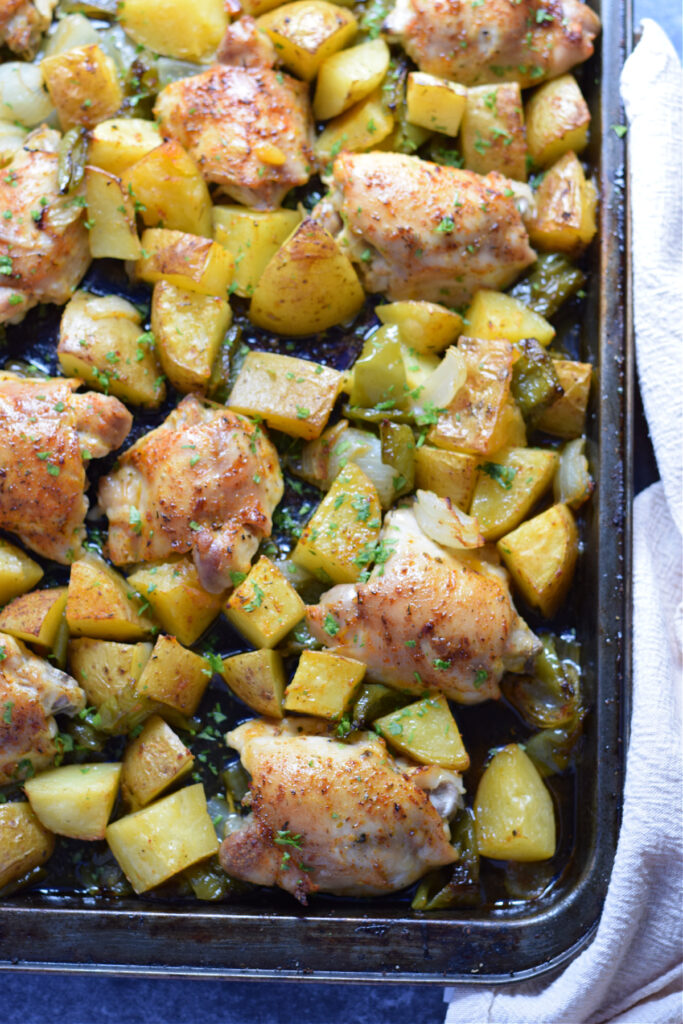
258,1 -> 357,81
213,206 -> 302,298
0,586 -> 67,651
525,74 -> 590,169
66,553 -> 156,642
41,44 -> 123,130
151,283 -> 231,394
460,84 -> 528,181
535,360 -> 592,438
406,72 -> 467,136
283,649 -> 366,720
106,783 -> 218,893
88,117 -> 162,177
374,694 -> 469,771
122,141 -> 213,239
314,38 -> 390,120
136,228 -> 235,297
68,637 -> 154,713
528,151 -> 597,256
0,802 -> 55,891
25,763 -> 122,841
122,715 -> 194,809
127,557 -> 225,648
376,300 -> 463,355
414,447 -> 478,512
497,503 -> 578,617
135,635 -> 210,716
84,166 -> 142,261
0,539 -> 43,607
224,557 -> 305,649
249,217 -> 364,335
221,649 -> 286,719
465,289 -> 555,347
314,90 -> 394,167
470,447 -> 559,541
474,744 -> 556,861
118,0 -> 229,61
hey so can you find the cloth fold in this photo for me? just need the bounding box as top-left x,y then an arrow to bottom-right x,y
444,20 -> 683,1024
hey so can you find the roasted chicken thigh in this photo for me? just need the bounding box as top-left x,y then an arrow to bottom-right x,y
219,716 -> 463,901
0,0 -> 56,57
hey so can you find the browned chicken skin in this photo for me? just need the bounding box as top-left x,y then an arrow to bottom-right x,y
98,395 -> 284,593
386,0 -> 601,87
0,127 -> 91,325
0,375 -> 132,564
219,717 -> 463,901
0,0 -> 56,57
154,65 -> 314,209
217,14 -> 277,68
318,152 -> 535,305
0,633 -> 85,784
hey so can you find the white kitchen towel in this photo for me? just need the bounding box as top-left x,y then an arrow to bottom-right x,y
444,20 -> 683,1024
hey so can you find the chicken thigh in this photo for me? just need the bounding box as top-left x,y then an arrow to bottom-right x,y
98,395 -> 283,593
219,716 -> 463,902
307,507 -> 540,704
0,127 -> 91,325
0,633 -> 86,784
386,0 -> 601,88
154,65 -> 314,209
0,0 -> 56,58
316,152 -> 535,305
0,374 -> 132,564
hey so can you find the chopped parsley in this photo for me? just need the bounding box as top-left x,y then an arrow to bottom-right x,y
482,462 -> 517,490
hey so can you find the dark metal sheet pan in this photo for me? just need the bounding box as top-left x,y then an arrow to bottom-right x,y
0,0 -> 632,983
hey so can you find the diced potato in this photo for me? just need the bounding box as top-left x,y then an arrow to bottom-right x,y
106,783 -> 218,893
221,649 -> 286,718
429,337 -> 515,456
314,38 -> 390,120
470,447 -> 559,540
224,557 -> 305,649
536,360 -> 592,438
68,638 -> 154,738
136,228 -> 234,297
213,206 -> 302,298
0,802 -> 55,890
527,151 -> 597,255
525,74 -> 590,169
25,763 -> 122,841
41,44 -> 123,130
127,557 -> 225,648
88,117 -> 162,177
374,694 -> 469,771
58,290 -> 165,408
292,462 -> 382,584
66,553 -> 156,642
117,0 -> 229,61
474,744 -> 556,860
314,89 -> 394,167
135,635 -> 210,716
84,166 -> 142,261
460,84 -> 528,181
151,283 -> 231,394
0,586 -> 68,651
283,649 -> 365,719
414,446 -> 478,512
122,141 -> 213,238
249,217 -> 364,335
497,503 -> 578,617
406,72 -> 467,136
258,1 -> 357,81
465,290 -> 555,347
376,300 -> 463,355
227,351 -> 343,441
0,538 -> 43,606
121,715 -> 194,809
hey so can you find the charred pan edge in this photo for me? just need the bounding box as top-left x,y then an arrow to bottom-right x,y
0,0 -> 631,983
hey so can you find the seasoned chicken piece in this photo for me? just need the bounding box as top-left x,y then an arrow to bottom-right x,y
0,127 -> 91,325
307,507 -> 540,704
0,0 -> 56,58
317,152 -> 535,305
217,15 -> 277,68
0,375 -> 132,564
219,717 -> 463,902
98,395 -> 284,593
0,633 -> 86,784
154,65 -> 314,209
386,0 -> 601,88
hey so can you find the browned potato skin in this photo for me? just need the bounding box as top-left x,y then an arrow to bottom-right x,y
121,715 -> 194,809
221,650 -> 286,719
0,802 -> 55,890
525,74 -> 590,169
135,228 -> 234,296
0,586 -> 68,650
135,635 -> 210,716
257,1 -> 358,82
41,44 -> 123,130
536,361 -> 592,438
527,151 -> 597,256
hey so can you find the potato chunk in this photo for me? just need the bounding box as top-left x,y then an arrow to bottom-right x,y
66,553 -> 156,642
470,448 -> 559,540
0,586 -> 68,651
227,351 -> 343,441
376,300 -> 463,355
122,141 -> 213,238
535,360 -> 592,438
136,229 -> 235,297
314,90 -> 394,166
414,447 -> 478,512
0,539 -> 43,606
258,1 -> 358,81
525,74 -> 590,169
106,783 -> 219,893
58,291 -> 165,408
127,557 -> 225,648
497,503 -> 578,617
465,290 -> 555,347
41,44 -> 123,130
221,649 -> 286,719
292,462 -> 382,584
474,744 -> 556,861
118,0 -> 229,61
88,117 -> 162,177
225,557 -> 305,649
67,637 -> 155,734
460,84 -> 528,181
406,72 -> 467,136
0,803 -> 55,891
84,166 -> 142,261
314,38 -> 391,120
122,715 -> 194,809
213,206 -> 302,298
283,649 -> 366,719
135,635 -> 210,716
25,763 -> 122,841
151,283 -> 231,394
528,151 -> 597,256
374,694 -> 469,771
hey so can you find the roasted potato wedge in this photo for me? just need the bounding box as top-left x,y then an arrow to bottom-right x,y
461,83 -> 528,181
127,557 -> 225,648
122,141 -> 213,238
470,447 -> 559,540
0,586 -> 68,651
66,553 -> 157,642
474,744 -> 556,860
374,694 -> 469,771
525,74 -> 590,169
135,635 -> 210,717
88,117 -> 162,177
151,283 -> 231,394
536,360 -> 592,438
221,649 -> 286,719
121,715 -> 194,809
258,1 -> 357,81
224,557 -> 305,649
376,300 -> 463,355
0,539 -> 43,607
68,637 -> 154,712
406,72 -> 467,136
0,802 -> 55,891
84,166 -> 142,261
498,503 -> 579,616
528,151 -> 597,255
117,0 -> 229,61
283,649 -> 366,720
314,89 -> 394,167
41,44 -> 123,130
413,446 -> 478,512
314,38 -> 390,120
213,206 -> 302,298
25,763 -> 122,841
465,289 -> 555,346
136,228 -> 235,297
